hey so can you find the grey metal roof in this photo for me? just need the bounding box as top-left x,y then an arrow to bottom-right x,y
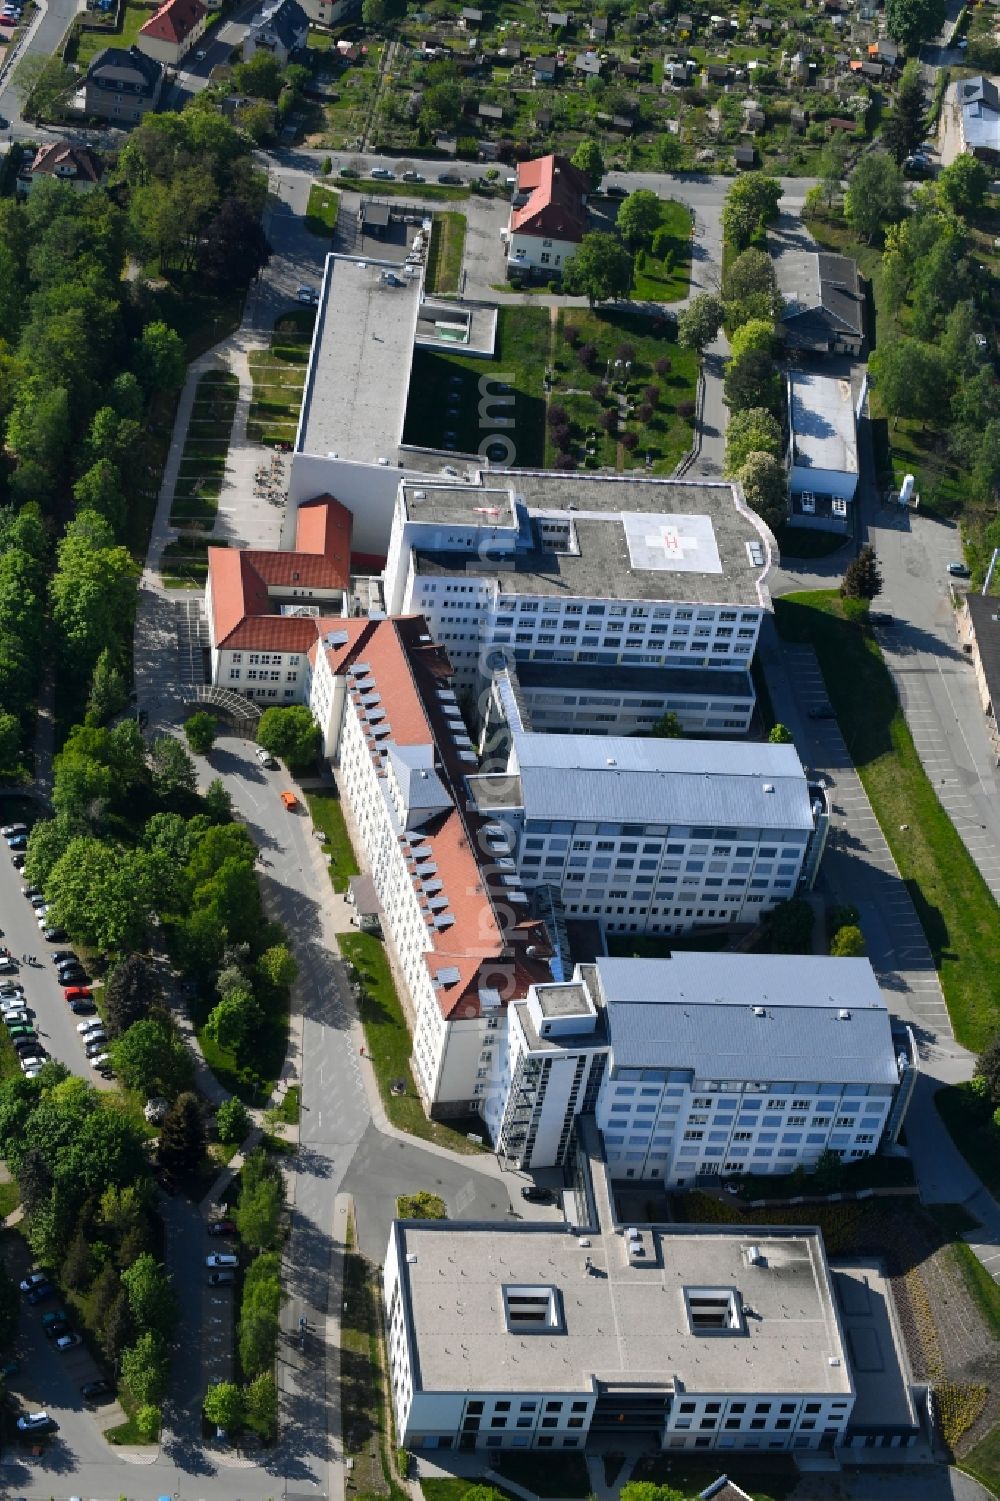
597,954 -> 897,1085
388,745 -> 452,811
961,76 -> 1000,155
776,251 -> 864,339
512,733 -> 814,831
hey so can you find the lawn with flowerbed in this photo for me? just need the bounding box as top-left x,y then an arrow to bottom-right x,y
630,197 -> 694,303
425,211 -> 467,295
168,370 -> 238,529
247,320 -> 313,445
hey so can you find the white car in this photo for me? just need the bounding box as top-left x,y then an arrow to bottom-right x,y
205,1253 -> 238,1269
20,1054 -> 45,1072
90,1052 -> 112,1070
0,988 -> 25,1004
22,1064 -> 44,1079
16,1410 -> 53,1432
77,1018 -> 105,1035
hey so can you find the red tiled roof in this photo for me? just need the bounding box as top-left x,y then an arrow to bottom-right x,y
294,494 -> 353,559
511,153 -> 588,241
340,615 -> 551,1020
140,0 -> 206,44
28,142 -> 102,182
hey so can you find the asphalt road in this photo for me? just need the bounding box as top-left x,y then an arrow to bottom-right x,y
0,0 -> 82,133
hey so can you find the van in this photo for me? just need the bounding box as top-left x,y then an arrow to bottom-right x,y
255,747 -> 277,769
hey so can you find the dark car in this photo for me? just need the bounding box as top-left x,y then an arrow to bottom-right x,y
57,969 -> 88,987
207,1218 -> 237,1237
43,927 -> 67,943
81,1378 -> 114,1403
520,1185 -> 555,1204
437,171 -> 462,184
6,833 -> 27,851
11,852 -> 26,869
808,704 -> 836,719
26,1282 -> 55,1305
338,164 -> 360,178
903,154 -> 931,177
869,611 -> 894,625
208,1269 -> 236,1286
51,951 -> 76,965
44,1318 -> 70,1339
604,182 -> 628,197
68,999 -> 97,1016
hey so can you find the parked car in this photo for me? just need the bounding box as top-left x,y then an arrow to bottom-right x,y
0,984 -> 24,1000
77,1017 -> 105,1035
81,1378 -> 115,1403
57,969 -> 88,987
5,1010 -> 31,1028
0,959 -> 17,975
68,999 -> 97,1016
17,1411 -> 55,1432
55,1332 -> 82,1351
19,1271 -> 48,1293
338,165 -> 359,178
28,893 -> 46,909
206,1253 -> 238,1269
604,182 -> 628,196
9,1025 -> 36,1041
520,1185 -> 555,1204
207,1218 -> 237,1237
437,171 -> 462,184
948,561 -> 971,577
6,834 -> 28,850
296,285 -> 319,304
90,1052 -> 112,1071
402,170 -> 424,182
42,927 -> 67,942
65,986 -> 92,1002
23,886 -> 40,901
27,1282 -> 55,1304
208,1269 -> 236,1285
1,823 -> 27,838
85,1038 -> 109,1058
255,747 -> 277,769
44,1318 -> 70,1339
41,1308 -> 69,1328
51,951 -> 76,965
11,853 -> 25,869
20,1056 -> 46,1073
370,166 -> 395,179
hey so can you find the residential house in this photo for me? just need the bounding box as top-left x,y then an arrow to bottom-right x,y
733,144 -> 756,167
869,38 -> 901,70
776,250 -> 865,356
752,14 -> 773,36
574,49 -> 602,75
495,40 -> 520,61
504,151 -> 588,279
959,593 -> 1000,741
790,105 -> 809,130
620,57 -> 643,78
959,76 -> 1000,164
243,0 -> 308,63
675,9 -> 694,29
533,54 -> 558,81
17,142 -> 103,194
590,14 -> 608,39
706,62 -> 731,83
84,45 -> 163,124
786,371 -> 858,530
135,0 -> 207,66
460,4 -> 482,23
535,106 -> 553,129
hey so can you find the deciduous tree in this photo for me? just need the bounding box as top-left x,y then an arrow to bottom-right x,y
111,1020 -> 192,1099
724,405 -> 783,473
938,152 -> 990,217
736,451 -> 787,532
615,189 -> 663,248
886,0 -> 945,50
571,140 -> 605,190
841,543 -> 883,600
561,233 -> 634,306
869,337 -> 947,427
256,705 -> 322,773
722,174 -> 783,250
881,61 -> 925,163
724,349 -> 782,415
768,723 -> 793,744
845,152 -> 905,242
677,292 -> 724,351
204,1380 -> 246,1433
830,924 -> 866,956
121,1254 -> 177,1338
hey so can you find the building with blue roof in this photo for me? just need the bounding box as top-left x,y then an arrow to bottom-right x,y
959,75 -> 1000,163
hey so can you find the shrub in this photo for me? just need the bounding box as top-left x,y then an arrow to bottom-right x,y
562,322 -> 580,346
637,403 -> 653,424
655,356 -> 672,376
552,423 -> 570,450
677,399 -> 696,418
635,248 -> 646,270
643,384 -> 659,406
578,342 -> 598,369
616,341 -> 636,362
555,451 -> 576,470
621,432 -> 638,451
591,381 -> 608,403
599,408 -> 618,433
320,155 -> 332,175
546,403 -> 568,430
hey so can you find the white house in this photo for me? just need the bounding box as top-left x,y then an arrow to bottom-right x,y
482,955 -> 916,1183
466,732 -> 828,937
786,372 -> 859,532
136,0 -> 208,66
504,154 -> 589,280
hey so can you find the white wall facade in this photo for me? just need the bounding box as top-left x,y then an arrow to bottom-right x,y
482,668 -> 754,741
213,645 -> 307,705
135,12 -> 207,66
506,230 -> 581,275
788,462 -> 858,504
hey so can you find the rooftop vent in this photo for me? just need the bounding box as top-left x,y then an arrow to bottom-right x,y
837,1008 -> 851,1021
762,782 -> 775,793
746,1244 -> 765,1266
406,1253 -> 418,1264
752,1006 -> 766,1017
606,757 -> 617,767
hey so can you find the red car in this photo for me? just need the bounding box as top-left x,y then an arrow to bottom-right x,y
63,986 -> 92,1002
207,1218 -> 237,1237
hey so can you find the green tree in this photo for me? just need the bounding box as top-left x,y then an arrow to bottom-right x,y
974,1035 -> 1000,1106
199,197 -> 270,291
650,711 -> 683,738
845,152 -> 905,242
886,0 -> 946,49
50,512 -> 138,679
881,61 -> 925,164
938,153 -> 990,217
86,647 -> 129,727
256,705 -> 322,773
830,923 -> 866,957
135,321 -> 187,395
111,1020 -> 192,1099
418,80 -> 461,133
561,232 -> 634,306
362,0 -> 386,24
571,140 -> 605,190
120,1331 -> 169,1406
841,543 -> 883,601
621,1484 -> 687,1501
723,246 -> 782,325
157,1091 -> 206,1176
203,778 -> 234,823
86,406 -> 142,469
235,1173 -> 283,1251
0,1261 -> 18,1350
47,838 -> 165,952
135,1404 -> 161,1442
869,338 -> 947,428
724,405 -> 783,473
151,736 -> 197,801
768,898 -> 815,954
101,1289 -> 135,1365
105,954 -> 160,1038
0,712 -> 22,779
121,1254 -> 177,1337
729,318 -> 777,361
677,292 -> 725,352
232,51 -> 284,100
206,988 -> 263,1057
654,132 -> 684,171
204,1380 -> 246,1433
16,55 -> 76,120
813,1147 -> 845,1193
184,712 -> 217,756
72,460 -> 126,535
216,1097 -> 251,1144
244,1370 -> 278,1438
768,723 -> 793,744
239,1301 -> 279,1377
724,349 -> 782,415
257,943 -> 298,992
615,189 -> 663,248
722,174 -> 783,250
737,451 -> 788,532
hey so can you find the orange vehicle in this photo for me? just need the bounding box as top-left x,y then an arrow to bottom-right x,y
280,791 -> 299,811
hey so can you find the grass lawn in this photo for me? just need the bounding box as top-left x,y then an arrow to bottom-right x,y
936,1082 -> 1000,1200
168,370 -> 239,530
303,788 -> 358,893
74,0 -> 148,65
630,197 -> 693,303
160,535 -> 226,589
274,1084 -> 300,1125
306,184 -> 340,236
963,1423 -> 1000,1500
0,1181 -> 19,1220
247,325 -> 311,445
147,279 -> 245,363
339,932 -> 487,1156
425,211 -> 467,295
775,592 -> 1000,1050
423,1484 -> 518,1501
550,307 -> 697,473
350,178 -> 469,201
403,305 -> 549,465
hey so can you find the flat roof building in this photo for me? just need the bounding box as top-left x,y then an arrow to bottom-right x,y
786,372 -> 858,533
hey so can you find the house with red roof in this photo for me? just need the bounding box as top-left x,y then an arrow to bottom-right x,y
504,152 -> 590,281
136,0 -> 208,67
17,143 -> 103,196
